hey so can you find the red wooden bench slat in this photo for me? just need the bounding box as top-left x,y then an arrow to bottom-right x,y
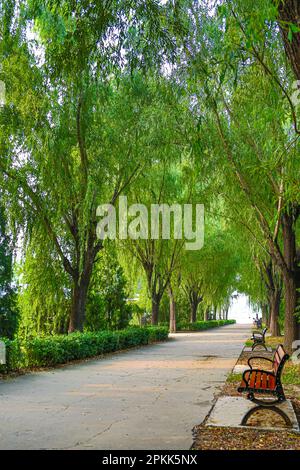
240,371 -> 250,388
255,371 -> 262,388
267,374 -> 276,390
249,371 -> 257,388
261,372 -> 268,389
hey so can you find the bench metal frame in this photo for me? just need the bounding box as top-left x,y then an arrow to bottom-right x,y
251,327 -> 268,351
238,344 -> 289,406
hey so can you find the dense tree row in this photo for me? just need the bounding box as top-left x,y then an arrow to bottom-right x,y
0,1 -> 299,352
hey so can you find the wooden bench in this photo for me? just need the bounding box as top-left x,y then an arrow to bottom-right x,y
238,344 -> 289,405
251,327 -> 268,351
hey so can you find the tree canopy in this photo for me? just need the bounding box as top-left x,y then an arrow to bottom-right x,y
0,0 -> 299,352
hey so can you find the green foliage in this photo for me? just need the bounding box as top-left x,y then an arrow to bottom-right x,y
282,364 -> 300,385
0,0 -> 186,331
0,336 -> 22,372
17,236 -> 71,338
1,0 -> 299,344
0,326 -> 168,373
85,247 -> 132,331
181,224 -> 241,309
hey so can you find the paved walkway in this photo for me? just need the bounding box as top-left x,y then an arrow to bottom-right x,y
0,324 -> 250,450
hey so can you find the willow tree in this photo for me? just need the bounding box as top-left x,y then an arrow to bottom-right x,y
124,164 -> 188,325
183,224 -> 241,318
219,0 -> 300,345
177,1 -> 300,350
17,235 -> 71,337
220,0 -> 300,348
229,211 -> 282,336
181,250 -> 204,323
0,0 -> 180,331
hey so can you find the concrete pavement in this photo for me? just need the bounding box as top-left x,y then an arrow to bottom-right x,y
0,323 -> 250,450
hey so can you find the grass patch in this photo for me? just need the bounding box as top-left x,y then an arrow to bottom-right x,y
226,372 -> 242,383
228,363 -> 300,386
282,364 -> 300,385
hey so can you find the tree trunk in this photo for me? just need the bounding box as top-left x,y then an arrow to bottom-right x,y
261,303 -> 268,326
282,210 -> 299,352
151,297 -> 159,325
296,259 -> 300,338
69,278 -> 89,332
264,261 -> 282,337
168,287 -> 176,333
269,287 -> 281,337
278,1 -> 300,81
204,307 -> 209,321
213,306 -> 217,320
68,251 -> 95,333
283,275 -> 298,352
225,307 -> 229,320
190,302 -> 197,323
266,307 -> 271,328
187,288 -> 202,323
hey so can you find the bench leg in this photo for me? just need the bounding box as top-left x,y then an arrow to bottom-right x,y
241,405 -> 292,427
247,392 -> 286,406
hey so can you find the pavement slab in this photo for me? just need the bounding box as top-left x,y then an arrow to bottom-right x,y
206,396 -> 299,432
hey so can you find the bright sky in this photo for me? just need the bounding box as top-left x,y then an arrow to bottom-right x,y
228,293 -> 260,324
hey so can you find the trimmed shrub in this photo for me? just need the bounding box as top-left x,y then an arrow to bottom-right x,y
0,337 -> 24,372
0,326 -> 168,373
176,319 -> 236,331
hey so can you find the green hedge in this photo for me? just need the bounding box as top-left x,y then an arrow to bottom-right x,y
0,326 -> 168,373
0,337 -> 22,372
176,319 -> 236,331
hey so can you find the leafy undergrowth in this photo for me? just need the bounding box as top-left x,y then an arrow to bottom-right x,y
265,336 -> 286,349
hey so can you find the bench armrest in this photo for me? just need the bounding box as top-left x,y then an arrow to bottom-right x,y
241,369 -> 251,387
248,356 -> 273,369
